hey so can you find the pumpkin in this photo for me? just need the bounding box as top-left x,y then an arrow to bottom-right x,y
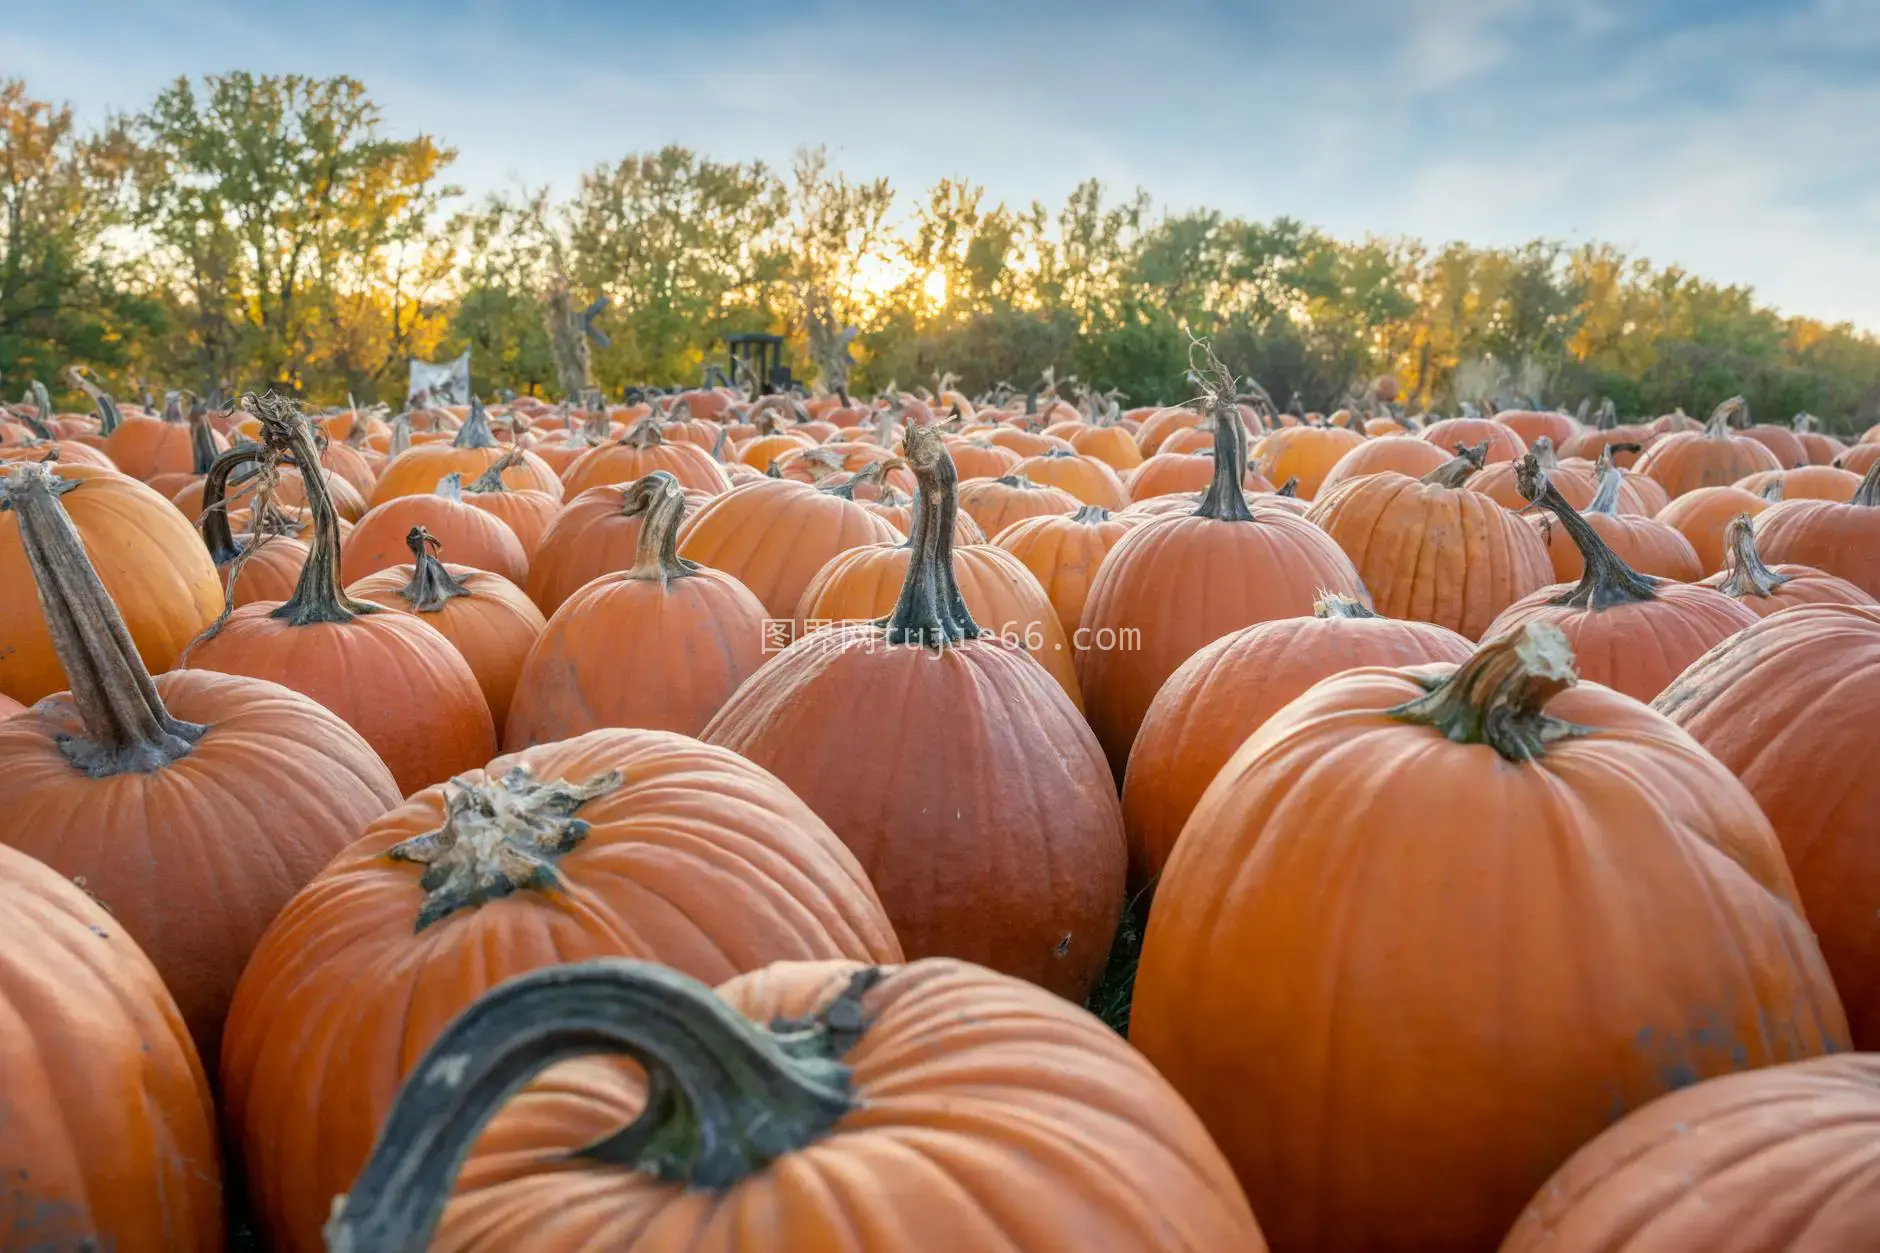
1120,594 -> 1472,889
1841,442 -> 1880,477
143,399 -> 226,500
1559,401 -> 1654,467
1317,434 -> 1451,496
1790,412 -> 1847,465
348,527 -> 548,732
1132,622 -> 1848,1253
1469,436 -> 1600,511
1732,463 -> 1861,500
794,534 -> 1082,710
1699,513 -> 1875,617
1634,396 -> 1783,498
678,476 -> 901,619
184,395 -> 496,796
0,841 -> 225,1251
1657,602 -> 1880,1047
944,436 -> 1023,480
460,448 -> 563,557
1306,442 -> 1551,640
1069,420 -> 1144,471
1128,450 -> 1273,499
1484,458 -> 1758,701
505,473 -> 768,747
222,727 -> 902,1253
1654,483 -> 1774,574
341,472 -> 529,586
1501,1054 -> 1880,1252
1494,406 -> 1580,450
1752,459 -> 1880,598
1014,448 -> 1130,509
1249,423 -> 1365,499
1528,459 -> 1702,583
327,957 -> 1266,1252
1080,377 -> 1368,777
706,423 -> 1125,1001
991,504 -> 1138,635
563,418 -> 732,498
0,459 -> 399,1059
1418,414 -> 1526,463
954,472 -> 1080,535
1735,420 -> 1810,470
102,392 -> 226,481
525,478 -> 716,615
0,462 -> 221,704
370,397 -> 563,504
1134,404 -> 1205,455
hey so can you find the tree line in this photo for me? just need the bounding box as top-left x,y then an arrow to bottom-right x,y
6,72 -> 1879,429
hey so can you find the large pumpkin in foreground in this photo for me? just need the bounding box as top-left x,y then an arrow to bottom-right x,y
1501,1055 -> 1880,1252
1131,623 -> 1848,1253
1657,601 -> 1880,1049
327,958 -> 1267,1252
222,728 -> 902,1253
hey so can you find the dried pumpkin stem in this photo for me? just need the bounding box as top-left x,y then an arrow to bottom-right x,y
884,423 -> 981,646
1714,514 -> 1790,599
1314,592 -> 1378,620
624,472 -> 699,587
1516,454 -> 1659,610
1420,441 -> 1489,488
396,527 -> 472,613
452,397 -> 498,449
323,958 -> 864,1253
1853,459 -> 1880,507
1585,463 -> 1625,516
0,463 -> 205,775
246,392 -> 380,627
1705,396 -> 1747,437
1195,395 -> 1254,521
186,402 -> 220,475
1389,621 -> 1586,762
1071,503 -> 1110,525
465,448 -> 527,495
198,443 -> 267,567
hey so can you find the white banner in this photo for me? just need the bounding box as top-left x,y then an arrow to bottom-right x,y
408,350 -> 471,405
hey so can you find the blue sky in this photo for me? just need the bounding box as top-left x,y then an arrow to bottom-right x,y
11,0 -> 1880,327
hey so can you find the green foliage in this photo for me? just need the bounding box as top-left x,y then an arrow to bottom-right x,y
9,75 -> 1880,431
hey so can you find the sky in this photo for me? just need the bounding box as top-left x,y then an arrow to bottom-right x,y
10,0 -> 1880,328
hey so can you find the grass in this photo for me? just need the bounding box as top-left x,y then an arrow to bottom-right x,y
1086,885 -> 1152,1036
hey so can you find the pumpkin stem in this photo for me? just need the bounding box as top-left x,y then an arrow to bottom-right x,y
622,419 -> 665,450
1853,459 -> 1880,507
1071,503 -> 1110,525
1275,476 -> 1299,498
395,527 -> 472,613
1314,591 -> 1378,619
583,402 -> 613,442
1714,514 -> 1791,599
17,380 -> 54,439
883,423 -> 981,647
465,448 -> 527,495
186,401 -> 220,475
1194,395 -> 1253,522
0,462 -> 205,775
1529,436 -> 1558,469
198,442 -> 267,567
1706,396 -> 1747,437
819,458 -> 889,500
1516,454 -> 1659,610
323,958 -> 863,1252
1585,462 -> 1625,516
620,471 -> 699,587
247,392 -> 381,627
1419,441 -> 1489,488
1792,412 -> 1817,434
453,397 -> 498,449
1388,621 -> 1587,762
435,472 -> 465,502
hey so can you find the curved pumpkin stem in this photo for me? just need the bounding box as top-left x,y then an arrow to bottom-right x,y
1705,395 -> 1748,437
1714,514 -> 1791,599
0,462 -> 205,775
1853,459 -> 1880,508
324,958 -> 865,1253
186,401 -> 220,475
1314,592 -> 1378,620
621,471 -> 699,588
622,419 -> 666,450
1275,476 -> 1300,498
1389,621 -> 1586,762
465,448 -> 527,495
453,397 -> 498,449
1071,503 -> 1110,525
1584,463 -> 1625,516
1420,441 -> 1489,488
245,391 -> 380,627
883,422 -> 980,647
1516,454 -> 1659,610
396,527 -> 472,613
198,442 -> 268,567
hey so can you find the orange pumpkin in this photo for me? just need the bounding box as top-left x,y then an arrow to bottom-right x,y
1792,412 -> 1848,465
1735,420 -> 1810,469
944,436 -> 1024,480
143,400 -> 226,500
1121,594 -> 1472,889
1485,460 -> 1758,701
341,472 -> 529,586
505,473 -> 768,747
991,503 -> 1138,634
1558,401 -> 1654,468
1014,448 -> 1130,509
525,478 -> 716,614
1468,436 -> 1601,511
0,841 -> 225,1251
1306,443 -> 1552,640
1528,459 -> 1702,583
1132,623 -> 1848,1253
1732,463 -> 1861,500
856,480 -> 980,542
1069,420 -> 1144,471
1079,384 -> 1367,777
222,728 -> 903,1253
1134,404 -> 1205,455
1502,1054 -> 1880,1252
348,527 -> 548,731
370,398 -> 563,505
0,459 -> 399,1059
1317,435 -> 1450,496
327,957 -> 1266,1252
678,477 -> 901,619
1654,483 -> 1774,574
102,393 -> 227,481
0,462 -> 221,704
1494,406 -> 1580,450
1698,512 -> 1874,616
563,418 -> 732,498
954,472 -> 1080,535
1752,460 -> 1880,597
460,448 -> 562,557
1418,415 -> 1526,463
1841,442 -> 1880,477
706,424 -> 1125,1001
184,395 -> 496,796
1657,602 -> 1880,1047
1249,423 -> 1365,498
1128,450 -> 1274,500
1634,396 -> 1783,498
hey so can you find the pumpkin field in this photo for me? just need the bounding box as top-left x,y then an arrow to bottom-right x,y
2,357 -> 1877,1251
